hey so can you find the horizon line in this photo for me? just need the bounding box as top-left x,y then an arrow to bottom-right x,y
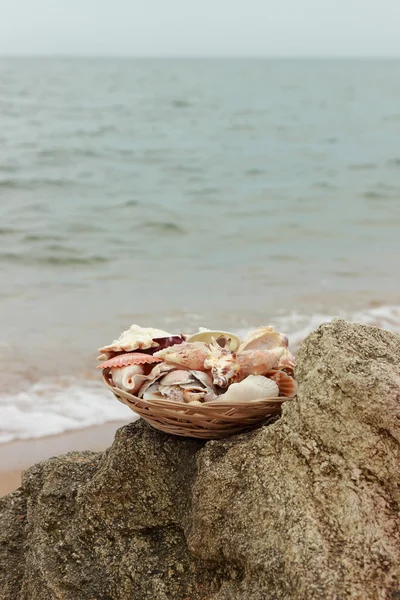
1,54 -> 400,60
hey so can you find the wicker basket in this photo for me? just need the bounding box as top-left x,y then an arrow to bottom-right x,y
103,372 -> 293,439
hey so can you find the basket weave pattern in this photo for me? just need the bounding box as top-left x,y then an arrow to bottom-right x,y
104,373 -> 292,439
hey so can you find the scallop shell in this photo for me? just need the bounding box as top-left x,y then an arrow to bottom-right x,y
266,370 -> 297,397
277,348 -> 295,374
187,329 -> 241,351
98,325 -> 173,356
238,326 -> 288,353
96,352 -> 162,370
217,375 -> 279,403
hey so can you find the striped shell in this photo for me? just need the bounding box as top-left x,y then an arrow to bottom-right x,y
266,369 -> 297,397
96,352 -> 162,370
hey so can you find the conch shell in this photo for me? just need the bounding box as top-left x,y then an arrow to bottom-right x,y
110,365 -> 147,394
154,342 -> 209,371
187,329 -> 241,352
218,375 -> 279,403
238,326 -> 288,353
98,324 -> 180,358
204,341 -> 282,388
109,361 -> 172,394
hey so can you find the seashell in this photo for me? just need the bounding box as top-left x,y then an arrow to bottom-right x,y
158,369 -> 195,386
98,325 -> 173,357
217,375 -> 279,403
141,382 -> 165,401
96,352 -> 162,370
237,349 -> 281,376
266,370 -> 297,397
140,367 -> 216,403
204,342 -> 281,388
154,342 -> 209,370
277,347 -> 295,375
110,365 -> 148,394
204,343 -> 240,388
187,329 -> 241,352
189,369 -> 216,391
238,326 -> 288,353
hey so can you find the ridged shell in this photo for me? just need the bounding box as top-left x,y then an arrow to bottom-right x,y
187,329 -> 241,351
277,348 -> 295,374
217,375 -> 279,403
238,326 -> 288,353
96,352 -> 162,370
98,325 -> 172,356
266,370 -> 297,397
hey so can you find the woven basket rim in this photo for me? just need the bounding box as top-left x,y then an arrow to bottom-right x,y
102,372 -> 293,410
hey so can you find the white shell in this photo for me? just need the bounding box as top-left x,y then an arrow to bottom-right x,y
110,365 -> 146,394
238,326 -> 287,353
139,367 -> 216,403
187,329 -> 241,352
217,375 -> 279,403
159,370 -> 195,386
99,324 -> 172,355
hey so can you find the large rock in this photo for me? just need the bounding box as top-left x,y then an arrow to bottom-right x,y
1,319 -> 400,600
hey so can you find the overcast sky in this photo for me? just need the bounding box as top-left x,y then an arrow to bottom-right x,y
1,0 -> 400,57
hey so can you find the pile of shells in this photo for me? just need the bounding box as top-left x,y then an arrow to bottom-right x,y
97,324 -> 296,405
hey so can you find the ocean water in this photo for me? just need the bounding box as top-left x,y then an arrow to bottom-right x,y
1,57 -> 400,442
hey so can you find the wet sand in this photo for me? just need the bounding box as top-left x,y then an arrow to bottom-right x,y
0,420 -> 130,497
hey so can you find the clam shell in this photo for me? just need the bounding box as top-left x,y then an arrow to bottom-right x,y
187,329 -> 241,351
217,375 -> 279,403
96,352 -> 162,370
158,370 -> 195,386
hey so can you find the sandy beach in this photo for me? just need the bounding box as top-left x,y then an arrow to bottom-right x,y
0,420 -> 130,497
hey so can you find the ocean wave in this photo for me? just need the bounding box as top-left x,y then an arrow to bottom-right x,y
0,305 -> 399,444
237,305 -> 400,351
38,255 -> 108,266
141,221 -> 186,234
0,377 -> 132,444
0,252 -> 109,266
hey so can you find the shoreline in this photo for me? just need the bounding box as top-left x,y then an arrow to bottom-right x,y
0,420 -> 131,497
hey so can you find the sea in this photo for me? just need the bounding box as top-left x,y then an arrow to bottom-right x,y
0,57 -> 399,443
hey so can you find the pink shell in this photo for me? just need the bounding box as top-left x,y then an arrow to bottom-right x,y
266,370 -> 297,397
96,352 -> 162,370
